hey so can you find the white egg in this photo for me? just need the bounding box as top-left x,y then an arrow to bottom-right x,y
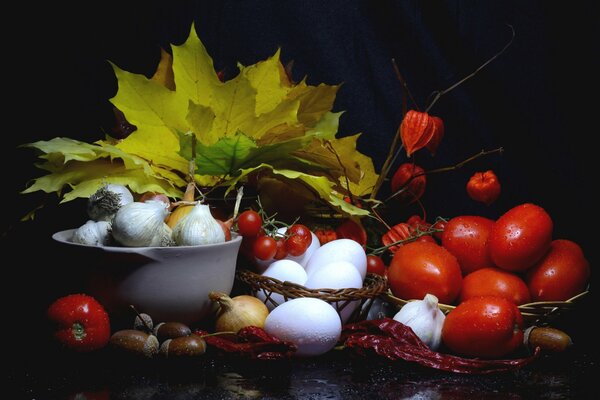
304,261 -> 363,323
258,259 -> 308,310
264,298 -> 342,357
254,229 -> 320,272
305,239 -> 367,279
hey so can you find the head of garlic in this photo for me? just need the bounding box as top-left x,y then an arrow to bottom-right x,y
72,220 -> 112,246
172,203 -> 225,246
111,200 -> 171,247
87,184 -> 134,222
392,294 -> 445,351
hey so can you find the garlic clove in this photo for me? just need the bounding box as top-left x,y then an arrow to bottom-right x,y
111,200 -> 170,247
87,184 -> 134,222
172,203 -> 225,246
393,293 -> 445,350
72,220 -> 112,246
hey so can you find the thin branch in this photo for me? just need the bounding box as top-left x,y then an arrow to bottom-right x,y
392,59 -> 419,113
425,24 -> 515,113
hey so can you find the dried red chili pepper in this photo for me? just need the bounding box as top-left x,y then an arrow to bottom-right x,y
335,218 -> 367,247
466,170 -> 501,206
340,318 -> 539,374
195,326 -> 297,360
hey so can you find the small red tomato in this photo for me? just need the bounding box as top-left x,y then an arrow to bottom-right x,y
406,215 -> 431,231
387,241 -> 462,304
390,163 -> 426,204
237,210 -> 263,237
315,228 -> 337,245
335,218 -> 367,247
460,267 -> 531,305
273,238 -> 288,260
526,239 -> 590,301
253,235 -> 277,260
466,170 -> 501,205
285,224 -> 313,256
442,296 -> 524,358
381,222 -> 413,253
489,203 -> 553,272
366,255 -> 386,276
431,218 -> 447,241
416,235 -> 436,244
441,215 -> 495,275
47,294 -> 111,352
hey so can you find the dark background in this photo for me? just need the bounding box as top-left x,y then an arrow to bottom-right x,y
5,0 -> 597,397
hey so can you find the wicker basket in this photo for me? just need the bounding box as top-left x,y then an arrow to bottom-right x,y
382,290 -> 589,326
236,269 -> 388,322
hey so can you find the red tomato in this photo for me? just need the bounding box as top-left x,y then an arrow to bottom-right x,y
406,215 -> 430,231
442,296 -> 524,358
387,241 -> 462,304
431,218 -> 447,241
390,163 -> 426,204
441,216 -> 495,275
237,210 -> 262,237
285,224 -> 313,256
416,235 -> 436,244
466,170 -> 501,206
335,218 -> 367,247
526,239 -> 590,301
253,235 -> 277,260
489,203 -> 553,272
460,267 -> 531,305
366,255 -> 386,276
273,238 -> 288,260
47,294 -> 111,352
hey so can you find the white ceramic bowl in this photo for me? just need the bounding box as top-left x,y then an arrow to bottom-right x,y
52,229 -> 242,325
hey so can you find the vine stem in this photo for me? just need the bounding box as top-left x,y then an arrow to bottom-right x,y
384,147 -> 504,203
425,24 -> 515,113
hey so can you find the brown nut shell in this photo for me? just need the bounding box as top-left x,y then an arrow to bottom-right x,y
153,322 -> 192,342
159,334 -> 207,358
133,313 -> 154,332
110,329 -> 159,358
524,326 -> 573,353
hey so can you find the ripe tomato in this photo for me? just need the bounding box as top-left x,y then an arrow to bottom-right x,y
441,215 -> 495,275
442,296 -> 524,358
431,218 -> 447,241
387,241 -> 462,304
489,203 -> 553,271
366,255 -> 386,276
273,238 -> 288,260
285,224 -> 313,256
253,235 -> 277,260
237,210 -> 262,237
460,267 -> 531,305
390,163 -> 426,204
526,239 -> 590,301
466,170 -> 501,206
335,218 -> 367,247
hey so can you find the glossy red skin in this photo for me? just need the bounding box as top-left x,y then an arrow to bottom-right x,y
47,294 -> 110,352
441,216 -> 495,275
460,267 -> 531,305
390,163 -> 426,204
366,255 -> 386,276
466,170 -> 501,206
431,219 -> 447,241
526,239 -> 590,301
285,224 -> 313,256
388,241 -> 462,304
253,235 -> 277,260
237,210 -> 262,237
442,296 -> 524,358
489,203 -> 553,271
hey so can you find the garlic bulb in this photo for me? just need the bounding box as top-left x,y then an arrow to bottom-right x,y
172,203 -> 225,246
393,294 -> 445,350
87,184 -> 134,221
111,200 -> 170,247
72,220 -> 112,246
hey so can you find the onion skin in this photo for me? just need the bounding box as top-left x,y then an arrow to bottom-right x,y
209,291 -> 269,333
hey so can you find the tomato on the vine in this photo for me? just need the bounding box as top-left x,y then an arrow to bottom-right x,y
489,203 -> 553,271
285,224 -> 312,256
253,235 -> 277,260
237,210 -> 262,237
442,296 -> 524,358
366,255 -> 386,276
273,238 -> 288,260
526,239 -> 590,301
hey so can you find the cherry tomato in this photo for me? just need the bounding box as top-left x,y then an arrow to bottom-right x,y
466,170 -> 501,206
285,224 -> 312,256
431,218 -> 447,241
441,215 -> 495,275
489,203 -> 553,271
460,267 -> 531,305
416,235 -> 436,244
526,239 -> 590,301
366,255 -> 386,276
390,163 -> 426,204
387,241 -> 462,304
253,235 -> 277,260
442,296 -> 524,358
315,228 -> 337,245
273,238 -> 288,260
237,210 -> 262,237
335,218 -> 367,247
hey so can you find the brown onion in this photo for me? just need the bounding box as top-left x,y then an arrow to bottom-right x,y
209,291 -> 269,333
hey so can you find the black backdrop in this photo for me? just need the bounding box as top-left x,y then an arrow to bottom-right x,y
4,0 -> 598,370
